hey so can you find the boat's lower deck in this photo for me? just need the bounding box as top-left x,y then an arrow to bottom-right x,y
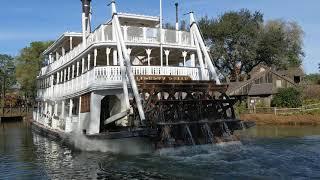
32,117 -> 254,152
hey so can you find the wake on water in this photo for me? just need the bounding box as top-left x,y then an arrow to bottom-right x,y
68,129 -> 247,157
68,131 -> 154,155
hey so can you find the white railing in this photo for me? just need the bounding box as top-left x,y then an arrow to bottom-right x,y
37,66 -> 208,99
40,25 -> 193,77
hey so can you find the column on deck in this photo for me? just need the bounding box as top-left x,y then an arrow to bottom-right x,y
164,50 -> 170,66
72,64 -> 75,79
146,49 -> 152,66
61,100 -> 65,118
106,48 -> 111,65
56,51 -> 60,61
68,66 -> 71,80
49,53 -> 53,64
182,51 -> 188,67
87,53 -> 91,70
65,98 -> 73,133
82,58 -> 85,73
87,92 -> 104,135
53,102 -> 58,129
94,48 -> 98,67
113,49 -> 118,65
76,61 -> 80,76
190,53 -> 195,67
69,37 -> 73,50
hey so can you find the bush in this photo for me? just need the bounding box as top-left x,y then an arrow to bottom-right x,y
235,101 -> 247,117
271,87 -> 302,108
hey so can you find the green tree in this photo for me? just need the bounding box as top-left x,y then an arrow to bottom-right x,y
271,87 -> 302,108
15,41 -> 53,98
305,73 -> 320,85
198,9 -> 304,81
0,54 -> 16,95
261,20 -> 304,68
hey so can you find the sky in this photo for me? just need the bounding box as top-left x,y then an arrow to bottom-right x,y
0,0 -> 319,74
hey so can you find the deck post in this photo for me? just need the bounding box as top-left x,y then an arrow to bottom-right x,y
57,72 -> 60,84
69,99 -> 73,118
146,49 -> 152,66
164,50 -> 170,66
87,53 -> 91,70
113,50 -> 118,65
82,58 -> 85,73
94,48 -> 97,67
69,36 -> 73,50
106,48 -> 111,65
56,51 -> 60,61
190,53 -> 195,67
88,92 -> 103,134
68,67 -> 71,80
49,53 -> 52,64
73,64 -> 75,78
61,100 -> 65,118
182,51 -> 187,66
54,102 -> 58,116
76,61 -> 80,76
60,70 -> 63,83
64,69 -> 67,82
123,26 -> 128,41
45,102 -> 48,115
143,27 -> 147,42
78,96 -> 82,129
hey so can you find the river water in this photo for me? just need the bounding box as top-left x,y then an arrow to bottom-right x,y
1,121 -> 320,179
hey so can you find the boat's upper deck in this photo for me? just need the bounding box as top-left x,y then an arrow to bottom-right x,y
40,12 -> 195,77
36,2 -> 222,101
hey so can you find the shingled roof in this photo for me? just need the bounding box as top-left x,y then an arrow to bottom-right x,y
248,83 -> 273,96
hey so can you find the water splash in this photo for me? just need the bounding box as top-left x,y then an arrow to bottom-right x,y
68,131 -> 153,155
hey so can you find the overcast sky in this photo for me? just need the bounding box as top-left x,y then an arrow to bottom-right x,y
1,0 -> 319,74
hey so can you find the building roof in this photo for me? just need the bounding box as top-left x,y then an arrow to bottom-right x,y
277,66 -> 305,77
105,12 -> 160,27
42,32 -> 82,55
227,66 -> 296,96
248,83 -> 273,96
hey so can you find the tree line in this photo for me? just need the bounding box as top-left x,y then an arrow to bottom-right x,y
0,8 -> 316,101
0,41 -> 52,102
198,9 -> 304,82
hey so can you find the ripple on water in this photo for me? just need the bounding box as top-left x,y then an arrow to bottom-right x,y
1,122 -> 320,179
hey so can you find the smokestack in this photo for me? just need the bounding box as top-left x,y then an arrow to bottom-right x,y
81,0 -> 91,45
175,2 -> 179,30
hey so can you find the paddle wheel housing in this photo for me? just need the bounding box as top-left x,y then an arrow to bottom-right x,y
128,77 -> 254,148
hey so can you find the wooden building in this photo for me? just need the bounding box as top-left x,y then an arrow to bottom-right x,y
227,66 -> 301,107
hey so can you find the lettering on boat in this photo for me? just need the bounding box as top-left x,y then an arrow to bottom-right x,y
135,75 -> 192,82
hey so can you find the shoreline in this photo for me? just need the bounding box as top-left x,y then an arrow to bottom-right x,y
240,114 -> 320,126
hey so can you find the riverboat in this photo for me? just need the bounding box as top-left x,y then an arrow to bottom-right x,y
32,0 -> 254,151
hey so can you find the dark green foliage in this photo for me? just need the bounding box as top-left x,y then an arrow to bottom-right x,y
305,74 -> 320,85
15,41 -> 53,97
271,87 -> 302,108
198,9 -> 304,81
0,54 -> 16,93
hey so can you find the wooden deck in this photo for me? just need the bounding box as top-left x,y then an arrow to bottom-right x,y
0,106 -> 32,118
